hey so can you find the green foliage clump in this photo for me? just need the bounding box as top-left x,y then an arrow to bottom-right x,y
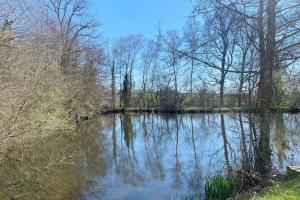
205,176 -> 237,200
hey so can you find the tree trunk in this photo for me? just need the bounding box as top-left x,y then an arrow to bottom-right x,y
221,114 -> 233,177
190,58 -> 194,95
172,51 -> 179,108
258,0 -> 276,112
239,113 -> 250,171
220,42 -> 228,107
111,64 -> 116,109
238,51 -> 246,107
256,112 -> 272,177
142,63 -> 147,108
112,114 -> 117,163
220,73 -> 225,107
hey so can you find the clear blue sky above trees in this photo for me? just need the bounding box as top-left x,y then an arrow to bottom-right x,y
88,0 -> 193,38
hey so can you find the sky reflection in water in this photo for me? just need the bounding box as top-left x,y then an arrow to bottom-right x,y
0,113 -> 299,200
83,113 -> 300,200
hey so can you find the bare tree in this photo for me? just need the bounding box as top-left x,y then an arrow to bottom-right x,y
183,18 -> 201,96
103,40 -> 119,109
201,0 -> 300,110
235,22 -> 258,107
46,0 -> 98,74
141,39 -> 156,107
114,35 -> 143,107
163,31 -> 183,107
149,29 -> 163,108
202,8 -> 239,106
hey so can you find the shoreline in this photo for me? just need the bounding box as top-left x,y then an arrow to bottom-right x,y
99,106 -> 300,114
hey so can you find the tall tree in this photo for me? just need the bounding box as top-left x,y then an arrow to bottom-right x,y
163,31 -> 183,107
121,73 -> 130,108
183,18 -> 201,95
46,0 -> 97,74
202,8 -> 239,106
141,39 -> 156,107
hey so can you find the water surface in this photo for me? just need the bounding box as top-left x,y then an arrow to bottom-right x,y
1,113 -> 299,200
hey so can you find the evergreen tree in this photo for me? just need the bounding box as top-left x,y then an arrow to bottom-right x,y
121,73 -> 130,107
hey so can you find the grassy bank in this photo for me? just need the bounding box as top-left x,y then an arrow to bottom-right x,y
249,175 -> 300,200
101,106 -> 300,114
182,174 -> 300,200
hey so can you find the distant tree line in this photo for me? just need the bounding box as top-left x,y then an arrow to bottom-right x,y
103,0 -> 300,111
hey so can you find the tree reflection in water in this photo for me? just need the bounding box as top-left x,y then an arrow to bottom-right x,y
0,118 -> 110,200
0,113 -> 299,200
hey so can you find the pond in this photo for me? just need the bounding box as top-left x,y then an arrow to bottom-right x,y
0,113 -> 299,200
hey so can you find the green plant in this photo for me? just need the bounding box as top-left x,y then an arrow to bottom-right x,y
251,175 -> 300,200
205,176 -> 237,200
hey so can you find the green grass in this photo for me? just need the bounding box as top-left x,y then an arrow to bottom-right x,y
182,175 -> 300,200
205,176 -> 237,200
251,176 -> 300,200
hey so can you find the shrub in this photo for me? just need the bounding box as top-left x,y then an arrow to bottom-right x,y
205,176 -> 237,200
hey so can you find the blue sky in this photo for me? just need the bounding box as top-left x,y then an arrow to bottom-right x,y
88,0 -> 194,39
